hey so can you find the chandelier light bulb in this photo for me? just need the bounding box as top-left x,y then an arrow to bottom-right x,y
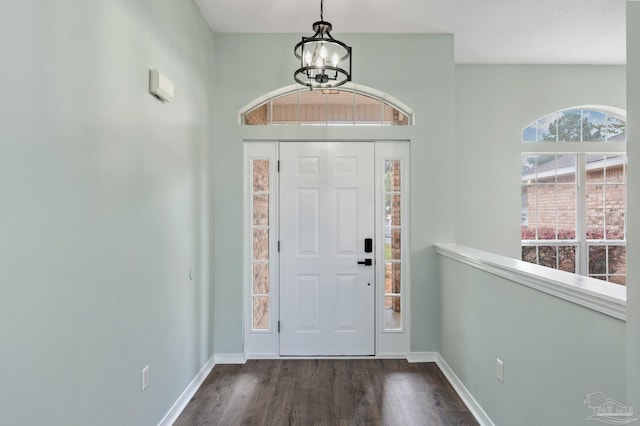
319,44 -> 328,59
305,51 -> 312,66
331,53 -> 339,66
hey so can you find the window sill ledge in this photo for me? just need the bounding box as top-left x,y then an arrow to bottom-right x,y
434,244 -> 626,321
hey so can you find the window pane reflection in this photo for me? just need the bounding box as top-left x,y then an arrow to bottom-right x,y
253,229 -> 269,260
326,90 -> 354,125
253,160 -> 269,192
272,92 -> 298,125
355,93 -> 381,125
244,103 -> 269,125
538,246 -> 557,269
253,263 -> 269,295
384,296 -> 401,330
253,297 -> 269,329
384,160 -> 401,192
385,263 -> 401,294
558,246 -> 576,273
385,194 -> 401,226
253,194 -> 269,226
385,228 -> 401,260
299,89 -> 326,125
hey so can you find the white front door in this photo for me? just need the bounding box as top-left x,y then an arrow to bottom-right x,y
279,142 -> 375,356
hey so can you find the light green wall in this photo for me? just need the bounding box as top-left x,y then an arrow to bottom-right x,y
449,64 -> 628,424
1,2 -> 633,422
626,0 -> 640,413
455,65 -> 626,258
0,1 -> 214,425
439,256 -> 626,425
211,33 -> 456,353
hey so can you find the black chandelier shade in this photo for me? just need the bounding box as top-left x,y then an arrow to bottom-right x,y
293,2 -> 352,89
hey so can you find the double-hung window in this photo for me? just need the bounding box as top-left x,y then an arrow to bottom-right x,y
521,107 -> 627,285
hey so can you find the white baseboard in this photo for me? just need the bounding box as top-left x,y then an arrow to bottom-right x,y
158,355 -> 215,426
214,353 -> 247,364
245,352 -> 278,359
375,353 -> 408,359
406,351 -> 438,363
247,354 -> 408,360
435,354 -> 495,426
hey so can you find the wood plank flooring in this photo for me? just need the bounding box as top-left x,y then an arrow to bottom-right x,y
174,359 -> 479,426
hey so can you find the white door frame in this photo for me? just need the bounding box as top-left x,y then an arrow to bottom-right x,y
243,140 -> 411,358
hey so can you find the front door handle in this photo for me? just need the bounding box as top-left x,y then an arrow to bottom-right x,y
357,259 -> 373,266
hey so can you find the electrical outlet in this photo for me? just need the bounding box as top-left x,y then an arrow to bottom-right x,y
142,365 -> 150,391
496,358 -> 504,382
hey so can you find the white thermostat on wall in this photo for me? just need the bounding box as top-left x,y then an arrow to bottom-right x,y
149,69 -> 174,103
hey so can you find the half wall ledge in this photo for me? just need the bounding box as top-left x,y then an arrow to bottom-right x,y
434,243 -> 626,321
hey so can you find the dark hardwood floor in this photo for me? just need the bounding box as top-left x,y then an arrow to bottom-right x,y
174,359 -> 479,426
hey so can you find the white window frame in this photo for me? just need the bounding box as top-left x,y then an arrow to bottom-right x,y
243,142 -> 279,357
522,106 -> 627,286
376,142 -> 411,356
522,154 -> 627,279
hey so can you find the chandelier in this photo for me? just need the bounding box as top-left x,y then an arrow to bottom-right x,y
294,0 -> 352,89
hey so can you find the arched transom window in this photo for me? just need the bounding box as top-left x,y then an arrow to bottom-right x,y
241,85 -> 413,126
523,107 -> 626,142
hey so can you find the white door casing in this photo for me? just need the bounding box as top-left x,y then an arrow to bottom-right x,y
279,142 -> 375,356
243,141 -> 410,358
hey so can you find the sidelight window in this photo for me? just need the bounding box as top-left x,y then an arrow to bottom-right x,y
251,159 -> 271,329
383,159 -> 403,330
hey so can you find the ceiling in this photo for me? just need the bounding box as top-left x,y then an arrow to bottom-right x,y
194,0 -> 626,64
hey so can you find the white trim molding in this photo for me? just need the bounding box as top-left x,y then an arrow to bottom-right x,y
435,354 -> 495,426
375,353 -> 411,359
245,352 -> 279,360
158,356 -> 215,426
407,352 -> 438,363
214,353 -> 248,364
434,244 -> 626,320
245,354 -> 409,360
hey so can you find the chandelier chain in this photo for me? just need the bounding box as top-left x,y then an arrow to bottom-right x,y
320,0 -> 324,21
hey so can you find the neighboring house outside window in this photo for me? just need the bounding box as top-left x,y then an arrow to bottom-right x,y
521,107 -> 627,285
